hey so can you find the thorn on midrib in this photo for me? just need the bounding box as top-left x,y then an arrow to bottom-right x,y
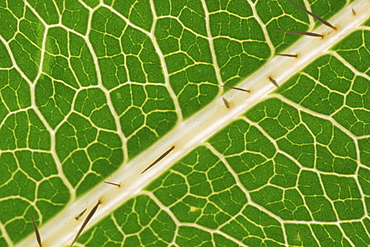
276,53 -> 298,58
75,208 -> 87,221
141,146 -> 175,174
70,200 -> 101,247
30,213 -> 42,247
220,85 -> 251,93
222,97 -> 230,109
269,76 -> 279,88
288,0 -> 337,30
104,181 -> 121,187
276,30 -> 323,38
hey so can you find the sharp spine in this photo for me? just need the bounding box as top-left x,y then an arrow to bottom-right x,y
30,213 -> 42,247
104,181 -> 121,187
276,30 -> 323,38
276,53 -> 298,58
221,85 -> 250,93
141,146 -> 175,174
269,76 -> 279,88
70,201 -> 101,247
222,97 -> 230,108
288,0 -> 337,30
75,208 -> 87,221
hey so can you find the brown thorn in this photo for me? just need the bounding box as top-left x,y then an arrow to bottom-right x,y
288,0 -> 337,30
30,213 -> 42,247
352,8 -> 356,16
221,85 -> 250,93
276,30 -> 323,38
70,200 -> 101,247
104,181 -> 121,187
222,97 -> 230,109
269,76 -> 279,88
141,146 -> 175,174
276,53 -> 298,58
75,208 -> 87,221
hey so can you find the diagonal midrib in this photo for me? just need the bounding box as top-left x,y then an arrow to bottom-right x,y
17,1 -> 370,246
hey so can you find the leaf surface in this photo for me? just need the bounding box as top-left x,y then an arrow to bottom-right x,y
0,0 -> 369,246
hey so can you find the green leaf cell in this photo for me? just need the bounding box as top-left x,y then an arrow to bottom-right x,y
74,88 -> 116,130
0,109 -> 50,150
285,223 -> 319,247
334,30 -> 370,76
341,221 -> 370,246
0,69 -> 31,113
111,84 -> 177,159
9,33 -> 41,81
20,7 -> 45,47
27,0 -> 59,24
35,74 -> 75,129
56,113 -> 123,196
251,186 -> 312,221
61,0 -> 89,35
0,40 -> 12,68
0,7 -> 18,41
113,0 -> 153,31
312,224 -> 352,247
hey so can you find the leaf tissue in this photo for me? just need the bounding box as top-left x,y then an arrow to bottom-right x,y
0,0 -> 369,246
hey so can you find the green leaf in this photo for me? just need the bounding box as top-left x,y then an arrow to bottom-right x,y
1,0 -> 370,246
